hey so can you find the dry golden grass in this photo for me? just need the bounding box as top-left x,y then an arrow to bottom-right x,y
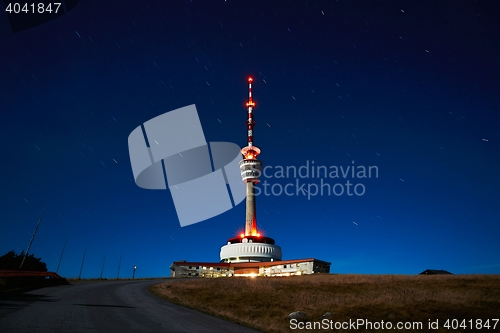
150,274 -> 500,333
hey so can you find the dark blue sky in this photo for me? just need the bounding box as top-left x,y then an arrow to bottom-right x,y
1,0 -> 499,278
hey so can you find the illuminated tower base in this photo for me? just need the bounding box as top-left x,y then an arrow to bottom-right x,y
220,236 -> 282,263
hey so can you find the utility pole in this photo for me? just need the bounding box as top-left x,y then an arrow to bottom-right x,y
20,207 -> 46,269
116,255 -> 122,279
56,237 -> 67,274
99,254 -> 106,279
78,248 -> 86,279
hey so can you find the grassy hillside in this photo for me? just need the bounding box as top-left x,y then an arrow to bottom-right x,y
150,274 -> 500,333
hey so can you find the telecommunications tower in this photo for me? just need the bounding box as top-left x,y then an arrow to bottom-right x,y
219,77 -> 282,263
240,77 -> 261,237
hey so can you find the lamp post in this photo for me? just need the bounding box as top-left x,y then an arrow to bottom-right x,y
132,265 -> 137,279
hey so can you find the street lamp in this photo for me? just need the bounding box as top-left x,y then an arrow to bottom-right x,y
132,265 -> 137,279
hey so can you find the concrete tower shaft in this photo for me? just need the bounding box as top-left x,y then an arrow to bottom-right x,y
245,182 -> 257,236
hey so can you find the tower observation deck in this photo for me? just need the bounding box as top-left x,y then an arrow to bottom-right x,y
220,77 -> 282,263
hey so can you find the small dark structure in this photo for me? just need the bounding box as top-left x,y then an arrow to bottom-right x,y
419,269 -> 453,275
0,270 -> 68,292
0,270 -> 64,279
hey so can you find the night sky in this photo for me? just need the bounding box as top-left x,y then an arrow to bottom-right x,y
1,0 -> 499,278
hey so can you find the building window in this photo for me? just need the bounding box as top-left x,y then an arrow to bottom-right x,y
284,265 -> 287,268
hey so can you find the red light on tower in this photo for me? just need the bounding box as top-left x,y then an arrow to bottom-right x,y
246,78 -> 255,107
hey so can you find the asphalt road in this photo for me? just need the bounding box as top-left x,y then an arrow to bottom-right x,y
0,279 -> 261,332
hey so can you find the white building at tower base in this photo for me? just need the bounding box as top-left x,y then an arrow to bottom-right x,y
170,258 -> 331,278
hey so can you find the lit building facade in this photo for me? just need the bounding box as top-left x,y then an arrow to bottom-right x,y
170,258 -> 331,278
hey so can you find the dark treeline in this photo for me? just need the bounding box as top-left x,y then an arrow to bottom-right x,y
0,250 -> 48,271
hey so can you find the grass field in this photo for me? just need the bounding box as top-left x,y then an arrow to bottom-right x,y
150,274 -> 500,333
